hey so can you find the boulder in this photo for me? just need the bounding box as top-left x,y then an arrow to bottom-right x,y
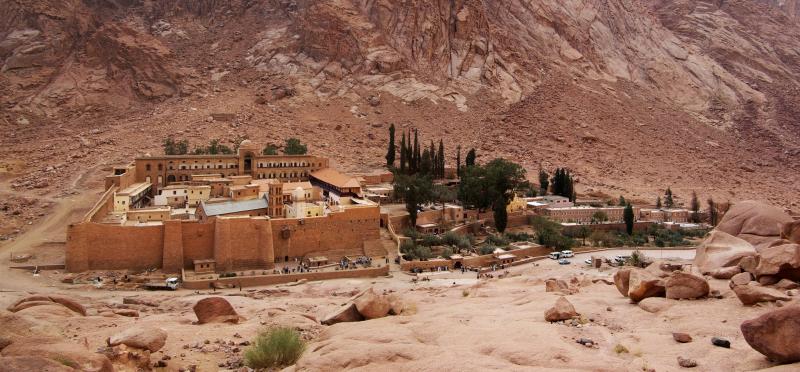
677,356 -> 698,368
693,231 -> 757,274
730,272 -> 753,288
716,201 -> 793,250
665,272 -> 709,300
193,297 -> 241,324
0,337 -> 113,372
107,326 -> 167,352
353,288 -> 391,320
544,296 -> 578,322
638,297 -> 674,313
545,278 -> 576,294
15,304 -> 77,319
7,295 -> 86,316
732,283 -> 791,305
386,294 -> 405,315
758,275 -> 780,286
613,269 -> 631,297
774,279 -> 799,290
321,303 -> 364,325
781,220 -> 800,244
753,244 -> 800,281
0,356 -> 74,372
739,255 -> 759,274
710,266 -> 741,279
112,309 -> 139,317
646,261 -> 681,278
741,305 -> 800,363
628,269 -> 665,303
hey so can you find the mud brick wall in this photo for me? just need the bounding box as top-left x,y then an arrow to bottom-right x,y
182,265 -> 389,289
180,221 -> 215,268
66,222 -> 165,271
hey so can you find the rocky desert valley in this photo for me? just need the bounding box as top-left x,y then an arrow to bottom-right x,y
2,0 -> 800,371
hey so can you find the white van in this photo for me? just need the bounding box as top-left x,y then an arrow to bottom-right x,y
560,250 -> 574,258
548,252 -> 561,260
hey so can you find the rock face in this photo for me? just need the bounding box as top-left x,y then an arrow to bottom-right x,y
613,269 -> 631,297
782,221 -> 800,244
544,296 -> 578,322
353,288 -> 392,320
0,337 -> 113,372
732,283 -> 791,305
665,273 -> 709,300
193,297 -> 242,324
545,278 -> 578,294
627,269 -> 666,303
741,306 -> 800,363
107,326 -> 167,352
715,201 -> 794,250
693,231 -> 757,274
0,356 -> 74,372
753,244 -> 800,281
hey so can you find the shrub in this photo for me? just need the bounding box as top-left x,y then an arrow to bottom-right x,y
403,229 -> 420,240
244,327 -> 306,369
456,236 -> 472,250
420,234 -> 443,247
415,246 -> 432,260
479,245 -> 496,255
441,247 -> 454,258
486,234 -> 509,246
613,344 -> 629,354
504,231 -> 532,242
442,231 -> 461,246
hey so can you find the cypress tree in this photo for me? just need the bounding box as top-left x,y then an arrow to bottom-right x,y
538,169 -> 549,195
624,203 -> 635,235
420,149 -> 432,175
665,188 -> 674,208
707,198 -> 718,226
399,131 -> 407,173
385,123 -> 396,168
690,191 -> 700,223
456,145 -> 462,176
493,196 -> 508,233
413,129 -> 420,173
465,148 -> 476,167
437,139 -> 445,178
619,195 -> 626,206
656,196 -> 662,209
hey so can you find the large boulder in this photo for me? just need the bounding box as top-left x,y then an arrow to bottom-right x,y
613,269 -> 631,297
545,278 -> 577,294
753,244 -> 800,281
665,272 -> 709,300
730,272 -> 754,288
694,231 -> 757,274
107,326 -> 167,352
638,297 -> 674,313
0,356 -> 74,372
544,296 -> 578,322
741,305 -> 800,363
193,297 -> 242,324
7,295 -> 86,316
627,269 -> 666,303
0,337 -> 113,372
781,221 -> 800,244
732,283 -> 791,305
716,201 -> 793,250
710,266 -> 742,279
321,303 -> 364,325
353,288 -> 391,320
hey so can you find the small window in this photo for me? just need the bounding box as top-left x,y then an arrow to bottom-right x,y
146,164 -> 151,171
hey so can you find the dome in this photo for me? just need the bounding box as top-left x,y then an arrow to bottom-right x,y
239,139 -> 253,147
293,186 -> 306,201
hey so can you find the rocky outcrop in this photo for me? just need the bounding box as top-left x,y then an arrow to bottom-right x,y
0,356 -> 74,372
715,201 -> 794,250
193,297 -> 242,324
741,306 -> 800,363
544,296 -> 578,322
321,287 -> 402,325
613,269 -> 631,297
107,326 -> 167,352
710,266 -> 742,279
627,269 -> 666,303
7,295 -> 86,316
353,288 -> 392,320
752,244 -> 800,281
665,272 -> 709,300
0,337 -> 113,372
693,231 -> 757,274
545,278 -> 578,295
321,303 -> 364,326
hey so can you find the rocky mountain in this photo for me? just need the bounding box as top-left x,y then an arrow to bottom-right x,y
1,0 -> 798,211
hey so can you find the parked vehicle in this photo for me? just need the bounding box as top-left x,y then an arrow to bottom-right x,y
584,258 -> 593,265
143,277 -> 180,291
548,252 -> 561,260
558,258 -> 571,265
560,250 -> 574,258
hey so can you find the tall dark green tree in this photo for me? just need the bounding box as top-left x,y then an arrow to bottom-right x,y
551,168 -> 575,200
399,131 -> 407,173
538,169 -> 549,195
284,138 -> 307,155
656,196 -> 662,209
493,197 -> 508,233
690,191 -> 700,223
619,196 -> 627,206
437,139 -> 445,178
412,129 -> 420,173
420,149 -> 432,175
465,148 -> 476,167
664,187 -> 674,208
386,123 -> 396,168
623,203 -> 635,235
707,198 -> 719,226
456,145 -> 462,176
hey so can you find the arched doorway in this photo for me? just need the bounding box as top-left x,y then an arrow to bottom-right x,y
453,261 -> 463,269
167,174 -> 176,183
244,154 -> 253,174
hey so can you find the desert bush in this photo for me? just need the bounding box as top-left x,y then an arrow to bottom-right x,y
504,231 -> 532,242
441,247 -> 454,258
613,344 -> 629,354
244,327 -> 306,369
420,234 -> 443,247
486,234 -> 509,246
479,245 -> 497,255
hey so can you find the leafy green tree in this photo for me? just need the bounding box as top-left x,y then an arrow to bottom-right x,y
656,196 -> 662,209
690,191 -> 700,223
219,144 -> 234,154
262,144 -> 278,155
163,137 -> 177,155
624,203 -> 635,235
208,139 -> 222,155
393,174 -> 434,227
576,225 -> 592,246
591,210 -> 608,224
538,169 -> 549,195
386,123 -> 396,168
465,148 -> 477,167
284,138 -> 307,155
618,195 -> 627,206
457,165 -> 491,210
664,187 -> 674,208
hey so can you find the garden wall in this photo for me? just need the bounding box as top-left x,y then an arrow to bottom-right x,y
181,265 -> 389,289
